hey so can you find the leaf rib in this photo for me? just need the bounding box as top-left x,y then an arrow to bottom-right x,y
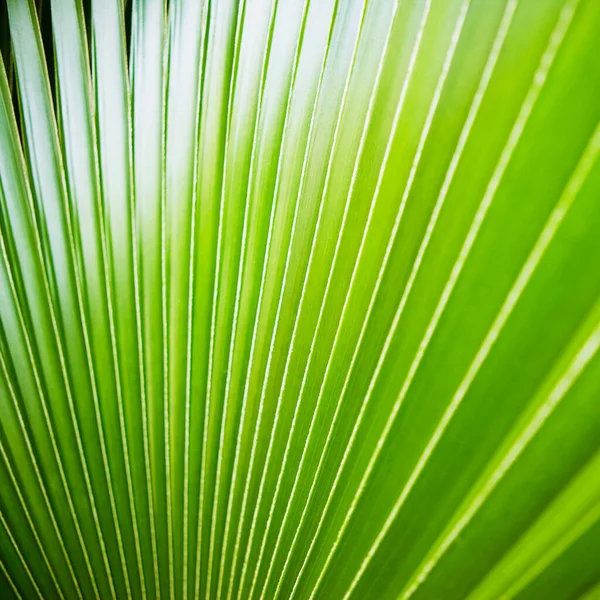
0,511 -> 44,600
397,120 -> 600,600
0,49 -> 102,600
0,345 -> 83,599
0,421 -> 66,599
181,2 -> 211,598
304,2 -> 578,597
195,1 -> 248,598
9,2 -> 123,595
249,0 -> 415,596
231,0 -> 373,596
215,0 -> 318,597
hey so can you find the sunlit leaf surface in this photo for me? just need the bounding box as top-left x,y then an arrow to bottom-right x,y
1,0 -> 600,598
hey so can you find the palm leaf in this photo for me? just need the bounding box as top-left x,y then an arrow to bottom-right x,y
1,0 -> 600,598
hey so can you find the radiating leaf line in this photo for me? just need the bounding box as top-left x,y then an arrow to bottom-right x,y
163,0 -> 213,592
160,3 -> 174,596
218,1 -> 321,599
242,23 -> 328,600
249,0 -> 412,595
513,489 -> 599,595
304,3 -> 578,597
479,471 -> 600,600
273,0 -> 517,590
0,555 -> 22,600
89,65 -> 134,600
227,0 -> 371,596
214,3 -> 285,597
242,1 -> 409,597
124,0 -> 156,594
0,235 -> 99,598
464,308 -> 600,600
181,2 -> 210,598
113,1 -> 158,596
94,3 -> 151,597
0,344 -> 82,599
234,2 -> 383,599
281,2 -> 437,597
196,1 -> 248,598
220,2 -> 344,599
205,0 -> 279,596
397,120 -> 600,600
270,1 -> 475,597
215,0 -> 317,597
0,422 -> 65,598
289,0 -> 496,592
52,0 -> 139,596
0,47 -> 101,600
36,10 -> 130,585
2,1 -> 600,598
130,0 -> 164,594
475,459 -> 600,600
92,0 -> 151,595
9,2 -> 121,595
0,510 -> 44,600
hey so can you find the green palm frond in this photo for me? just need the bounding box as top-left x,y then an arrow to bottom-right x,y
1,0 -> 600,598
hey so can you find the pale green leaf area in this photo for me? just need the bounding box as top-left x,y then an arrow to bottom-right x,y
0,0 -> 599,598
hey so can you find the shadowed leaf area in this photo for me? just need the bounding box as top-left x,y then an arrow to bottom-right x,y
1,0 -> 600,598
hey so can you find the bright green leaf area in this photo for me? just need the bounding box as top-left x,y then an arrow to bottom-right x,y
1,0 -> 600,598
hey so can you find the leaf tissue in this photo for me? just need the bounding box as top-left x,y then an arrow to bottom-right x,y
1,0 -> 600,598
